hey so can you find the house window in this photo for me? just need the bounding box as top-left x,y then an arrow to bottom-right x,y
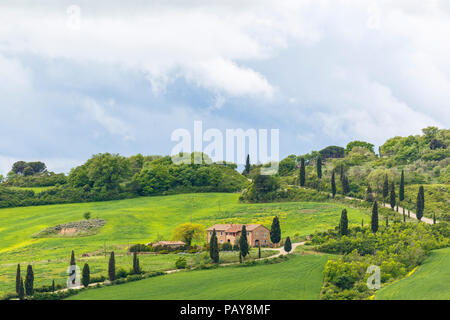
220,232 -> 223,235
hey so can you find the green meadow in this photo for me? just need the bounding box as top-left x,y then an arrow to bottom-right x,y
68,254 -> 329,300
0,193 -> 369,296
376,247 -> 450,300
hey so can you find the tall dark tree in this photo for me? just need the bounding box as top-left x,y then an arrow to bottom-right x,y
133,251 -> 141,274
331,171 -> 336,198
299,158 -> 306,187
108,251 -> 116,281
371,201 -> 379,233
399,169 -> 405,202
82,263 -> 90,288
51,280 -> 55,292
389,181 -> 396,210
433,213 -> 436,224
342,175 -> 350,194
403,211 -> 406,222
70,250 -> 76,266
209,229 -> 219,263
419,185 -> 425,209
18,278 -> 25,300
365,185 -> 374,202
258,244 -> 261,259
416,186 -> 425,221
270,216 -> 281,245
25,265 -> 34,296
244,154 -> 251,176
284,237 -> 292,253
339,209 -> 348,236
239,225 -> 250,259
383,175 -> 389,202
15,264 -> 21,295
316,156 -> 322,179
385,216 -> 389,228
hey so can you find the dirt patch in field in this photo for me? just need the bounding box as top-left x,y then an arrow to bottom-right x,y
33,219 -> 106,238
299,209 -> 318,214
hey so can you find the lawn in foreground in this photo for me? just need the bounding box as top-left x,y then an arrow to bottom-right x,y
376,247 -> 450,300
0,193 -> 368,296
68,254 -> 329,300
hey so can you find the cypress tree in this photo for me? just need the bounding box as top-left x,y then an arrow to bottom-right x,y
331,171 -> 336,198
339,209 -> 348,236
18,278 -> 24,300
108,251 -> 116,281
416,186 -> 424,221
270,216 -> 281,245
339,165 -> 344,182
244,154 -> 251,176
284,237 -> 292,253
299,158 -> 306,187
433,213 -> 436,224
383,175 -> 389,202
15,264 -> 21,295
51,280 -> 55,292
317,156 -> 322,179
342,175 -> 350,194
390,181 -> 396,210
365,185 -> 374,202
82,263 -> 90,288
403,211 -> 406,222
239,225 -> 250,259
399,169 -> 405,202
209,229 -> 219,263
419,185 -> 425,209
70,250 -> 76,266
133,251 -> 141,274
239,252 -> 242,264
25,265 -> 34,296
371,201 -> 379,233
258,244 -> 261,259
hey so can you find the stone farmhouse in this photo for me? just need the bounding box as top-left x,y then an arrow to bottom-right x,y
206,223 -> 270,247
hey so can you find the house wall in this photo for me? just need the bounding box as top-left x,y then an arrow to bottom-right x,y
251,226 -> 270,246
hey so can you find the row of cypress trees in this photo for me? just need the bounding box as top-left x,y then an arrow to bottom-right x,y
16,249 -> 142,299
15,264 -> 33,300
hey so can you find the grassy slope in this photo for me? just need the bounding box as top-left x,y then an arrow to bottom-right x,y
376,247 -> 450,300
0,193 -> 369,296
68,254 -> 329,300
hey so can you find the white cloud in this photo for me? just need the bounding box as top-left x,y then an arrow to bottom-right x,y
83,98 -> 135,141
0,0 -> 448,167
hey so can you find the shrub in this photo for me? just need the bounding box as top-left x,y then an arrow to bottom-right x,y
175,257 -> 187,269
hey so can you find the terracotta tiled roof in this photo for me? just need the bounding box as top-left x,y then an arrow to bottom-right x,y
206,223 -> 267,233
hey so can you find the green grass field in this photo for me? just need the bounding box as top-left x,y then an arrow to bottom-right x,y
68,254 -> 329,300
376,247 -> 450,300
0,193 -> 369,297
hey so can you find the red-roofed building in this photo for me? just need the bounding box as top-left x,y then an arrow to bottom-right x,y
206,223 -> 270,247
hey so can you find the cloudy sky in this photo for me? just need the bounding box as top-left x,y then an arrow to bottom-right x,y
0,0 -> 449,174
